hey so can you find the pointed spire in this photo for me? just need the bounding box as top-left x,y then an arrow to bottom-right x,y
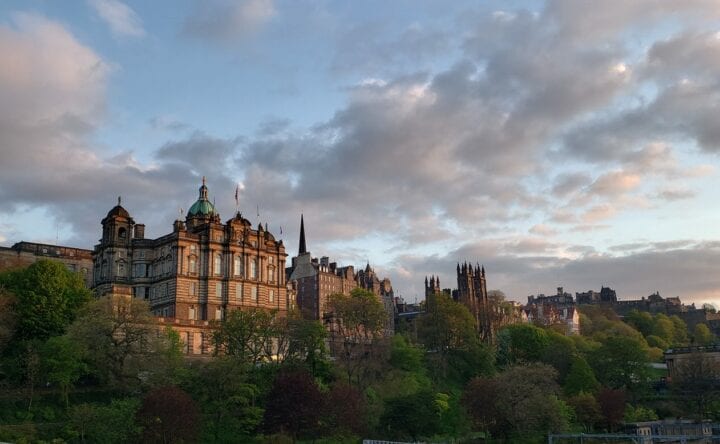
117,196 -> 122,206
202,176 -> 206,186
425,276 -> 429,286
299,214 -> 307,255
482,265 -> 485,276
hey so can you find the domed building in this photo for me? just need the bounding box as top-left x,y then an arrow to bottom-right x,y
93,178 -> 289,356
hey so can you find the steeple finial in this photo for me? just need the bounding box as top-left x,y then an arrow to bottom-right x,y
117,196 -> 121,206
299,214 -> 307,255
202,176 -> 206,186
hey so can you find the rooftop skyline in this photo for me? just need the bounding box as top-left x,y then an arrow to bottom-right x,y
1,1 -> 720,305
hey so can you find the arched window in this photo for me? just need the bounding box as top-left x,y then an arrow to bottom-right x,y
214,254 -> 222,276
118,227 -> 127,239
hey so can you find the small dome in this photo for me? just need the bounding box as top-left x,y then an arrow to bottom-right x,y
105,197 -> 130,219
186,177 -> 218,218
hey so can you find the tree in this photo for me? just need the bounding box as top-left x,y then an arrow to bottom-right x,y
652,314 -> 675,345
496,323 -> 549,365
590,335 -> 651,394
328,288 -> 390,387
541,330 -> 578,382
211,308 -> 283,365
567,393 -> 602,432
379,389 -> 443,441
262,369 -> 324,440
0,260 -> 91,341
597,388 -> 626,432
670,315 -> 689,345
137,386 -> 200,443
625,310 -> 654,338
41,335 -> 86,408
671,352 -> 720,419
70,399 -> 141,444
564,356 -> 600,396
0,288 -> 16,354
693,323 -> 715,346
324,383 -> 369,437
464,364 -> 568,440
286,314 -> 329,378
68,295 -> 170,389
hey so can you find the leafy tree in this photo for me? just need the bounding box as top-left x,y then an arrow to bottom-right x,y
41,335 -> 86,408
389,334 -> 423,372
541,330 -> 578,382
137,386 -> 200,443
597,388 -> 626,432
646,334 -> 669,350
379,389 -> 443,441
671,352 -> 720,418
68,295 -> 172,389
497,323 -> 549,365
567,393 -> 602,432
187,358 -> 262,441
418,293 -> 493,385
262,369 -> 324,440
0,260 -> 91,341
624,404 -> 658,422
324,383 -> 369,437
463,364 -> 568,441
69,398 -> 141,444
693,323 -> 715,346
286,314 -> 329,378
652,314 -> 675,344
589,335 -> 651,393
212,308 -> 283,365
670,315 -> 689,345
0,288 -> 16,354
564,356 -> 600,396
328,288 -> 390,387
625,310 -> 654,338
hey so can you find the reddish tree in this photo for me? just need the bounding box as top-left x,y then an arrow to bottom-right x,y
325,383 -> 368,436
263,369 -> 324,439
137,386 -> 200,443
462,376 -> 499,435
597,387 -> 626,432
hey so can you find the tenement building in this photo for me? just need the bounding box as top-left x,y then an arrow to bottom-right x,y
93,179 -> 289,355
287,215 -> 395,335
0,241 -> 93,287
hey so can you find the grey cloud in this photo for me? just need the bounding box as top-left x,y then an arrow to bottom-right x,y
182,0 -> 275,43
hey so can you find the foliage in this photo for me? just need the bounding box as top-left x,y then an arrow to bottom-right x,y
212,308 -> 283,365
262,369 -> 324,439
567,392 -> 602,432
0,260 -> 91,342
286,314 -> 330,378
68,295 -> 172,390
497,323 -> 549,365
324,383 -> 369,437
624,404 -> 658,422
564,356 -> 600,396
137,386 -> 200,443
671,352 -> 720,419
328,288 -> 390,387
379,389 -> 443,441
693,323 -> 715,346
40,335 -> 86,407
0,288 -> 16,355
69,398 -> 141,444
597,388 -> 626,431
589,335 -> 651,393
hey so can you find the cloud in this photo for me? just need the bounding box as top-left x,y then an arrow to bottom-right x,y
88,0 -> 145,38
183,0 -> 275,43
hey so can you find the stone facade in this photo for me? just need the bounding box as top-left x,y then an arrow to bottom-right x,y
0,241 -> 93,287
93,180 -> 289,355
525,287 -> 580,335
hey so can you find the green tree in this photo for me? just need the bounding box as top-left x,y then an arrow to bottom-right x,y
497,323 -> 549,365
625,310 -> 654,338
69,399 -> 141,444
0,260 -> 91,341
211,308 -> 282,365
590,335 -> 651,394
671,352 -> 720,419
652,314 -> 675,345
68,295 -> 172,390
624,404 -> 658,422
286,314 -> 329,378
379,389 -> 443,441
670,315 -> 689,345
542,330 -> 578,382
328,288 -> 390,387
567,392 -> 602,432
693,323 -> 715,346
41,335 -> 86,408
564,356 -> 600,396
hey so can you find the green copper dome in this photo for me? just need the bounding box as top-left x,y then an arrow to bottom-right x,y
187,177 -> 217,218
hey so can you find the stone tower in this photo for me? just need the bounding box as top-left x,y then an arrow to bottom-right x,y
456,262 -> 492,342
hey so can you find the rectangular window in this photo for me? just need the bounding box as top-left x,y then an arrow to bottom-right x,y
269,289 -> 274,303
234,255 -> 243,276
214,254 -> 222,276
216,282 -> 223,299
189,306 -> 196,320
189,282 -> 196,296
251,287 -> 257,302
215,307 -> 222,320
250,258 -> 257,279
236,283 -> 243,301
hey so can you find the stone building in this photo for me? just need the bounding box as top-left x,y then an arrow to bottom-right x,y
525,287 -> 580,335
287,215 -> 395,335
93,179 -> 289,356
0,241 -> 94,287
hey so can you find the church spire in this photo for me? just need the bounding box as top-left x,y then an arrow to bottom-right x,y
299,214 -> 307,255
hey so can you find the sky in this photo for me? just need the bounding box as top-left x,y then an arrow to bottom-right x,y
2,0 -> 720,306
